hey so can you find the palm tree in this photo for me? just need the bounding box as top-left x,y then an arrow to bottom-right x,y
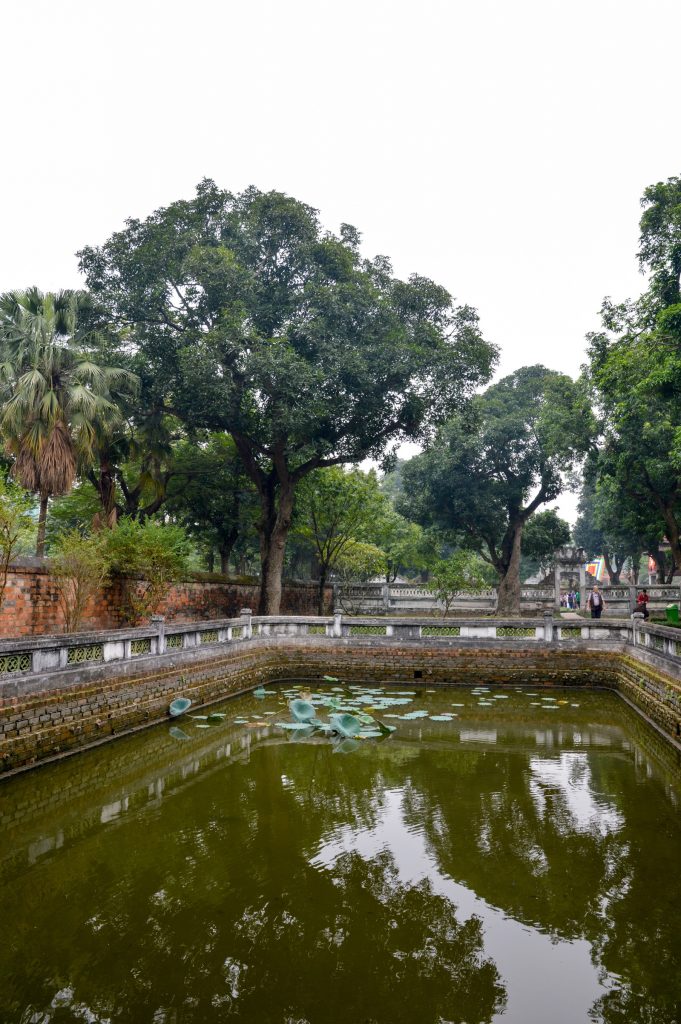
0,288 -> 137,555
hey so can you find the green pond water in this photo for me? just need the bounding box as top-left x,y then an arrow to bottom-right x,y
1,683 -> 681,1024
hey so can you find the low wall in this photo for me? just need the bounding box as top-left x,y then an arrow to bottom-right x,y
1,613 -> 681,775
0,566 -> 332,637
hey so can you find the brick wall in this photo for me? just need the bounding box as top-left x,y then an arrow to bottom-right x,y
0,566 -> 333,637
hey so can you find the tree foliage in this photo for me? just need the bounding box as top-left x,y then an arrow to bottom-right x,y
585,175 -> 681,575
520,508 -> 572,580
400,366 -> 594,614
293,467 -> 386,614
0,288 -> 137,553
0,472 -> 34,612
164,434 -> 258,573
427,552 -> 488,616
78,181 -> 497,612
51,530 -> 111,633
104,519 -> 191,623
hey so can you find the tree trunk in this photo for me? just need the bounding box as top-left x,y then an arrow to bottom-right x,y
602,551 -> 621,585
317,566 -> 328,616
206,548 -> 215,572
36,492 -> 49,558
495,521 -> 523,616
218,529 -> 238,576
257,481 -> 295,615
660,506 -> 681,574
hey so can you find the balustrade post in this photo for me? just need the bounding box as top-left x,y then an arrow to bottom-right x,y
333,608 -> 342,638
382,583 -> 390,613
579,564 -> 586,609
151,614 -> 166,655
628,586 -> 636,615
543,611 -> 554,643
554,564 -> 561,611
631,611 -> 643,645
240,608 -> 253,640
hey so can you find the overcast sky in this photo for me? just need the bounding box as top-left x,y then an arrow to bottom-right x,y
2,0 -> 680,521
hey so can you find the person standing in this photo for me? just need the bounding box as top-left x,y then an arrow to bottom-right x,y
587,585 -> 605,619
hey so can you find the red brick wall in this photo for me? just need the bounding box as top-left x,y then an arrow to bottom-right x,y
0,566 -> 332,638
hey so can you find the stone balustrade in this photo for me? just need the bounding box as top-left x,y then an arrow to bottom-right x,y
1,608 -> 681,697
336,581 -> 681,615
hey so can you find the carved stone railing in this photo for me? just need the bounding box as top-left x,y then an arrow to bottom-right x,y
335,581 -> 681,615
2,608 -> 681,697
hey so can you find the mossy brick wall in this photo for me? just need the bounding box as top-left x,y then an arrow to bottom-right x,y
0,566 -> 331,638
2,635 -> 681,775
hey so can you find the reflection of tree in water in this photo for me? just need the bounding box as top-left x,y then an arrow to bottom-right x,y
224,850 -> 506,1024
0,743 -> 505,1024
405,745 -> 681,1023
4,717 -> 681,1024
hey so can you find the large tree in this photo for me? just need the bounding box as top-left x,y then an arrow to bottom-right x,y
0,289 -> 136,554
585,176 -> 681,576
399,366 -> 594,614
78,181 -> 497,613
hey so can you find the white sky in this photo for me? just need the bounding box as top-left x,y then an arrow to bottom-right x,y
2,0 -> 680,522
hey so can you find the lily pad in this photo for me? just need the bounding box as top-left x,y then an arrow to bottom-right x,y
329,712 -> 363,738
290,699 -> 317,723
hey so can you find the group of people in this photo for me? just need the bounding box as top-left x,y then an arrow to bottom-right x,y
560,589 -> 581,609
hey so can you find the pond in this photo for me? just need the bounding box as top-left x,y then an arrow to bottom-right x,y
1,683 -> 681,1023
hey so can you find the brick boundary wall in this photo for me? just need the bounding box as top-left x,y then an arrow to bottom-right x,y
0,566 -> 332,637
2,635 -> 681,775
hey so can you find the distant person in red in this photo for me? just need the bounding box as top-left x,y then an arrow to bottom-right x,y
587,585 -> 605,618
637,588 -> 650,620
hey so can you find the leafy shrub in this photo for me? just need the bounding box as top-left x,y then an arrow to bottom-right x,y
105,519 -> 191,623
0,473 -> 34,612
51,530 -> 111,633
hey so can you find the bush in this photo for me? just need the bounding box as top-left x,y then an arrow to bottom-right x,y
51,530 -> 111,633
427,552 -> 487,617
0,473 -> 34,613
105,519 -> 191,623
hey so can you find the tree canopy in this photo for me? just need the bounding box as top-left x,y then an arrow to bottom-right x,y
399,365 -> 594,614
585,175 -> 681,575
78,180 -> 497,612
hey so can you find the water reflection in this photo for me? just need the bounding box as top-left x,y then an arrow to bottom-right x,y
1,688 -> 681,1023
313,788 -> 604,1024
529,752 -> 625,836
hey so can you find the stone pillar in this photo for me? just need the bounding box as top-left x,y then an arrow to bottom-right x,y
554,564 -> 561,611
382,583 -> 390,613
579,564 -> 586,609
631,611 -> 644,645
240,608 -> 253,640
628,586 -> 636,616
151,614 -> 166,655
543,611 -> 554,643
333,608 -> 343,638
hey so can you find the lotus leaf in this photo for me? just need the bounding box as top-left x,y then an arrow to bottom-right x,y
329,713 -> 363,738
290,699 -> 317,723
